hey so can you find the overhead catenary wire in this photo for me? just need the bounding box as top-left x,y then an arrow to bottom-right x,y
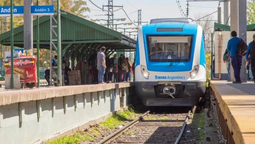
122,8 -> 137,26
176,0 -> 187,17
88,0 -> 105,11
88,0 -> 123,13
193,11 -> 218,22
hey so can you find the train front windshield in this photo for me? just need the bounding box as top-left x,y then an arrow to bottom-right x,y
147,36 -> 192,62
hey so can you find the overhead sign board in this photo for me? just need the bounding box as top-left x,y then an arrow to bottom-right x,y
31,5 -> 54,15
0,5 -> 54,16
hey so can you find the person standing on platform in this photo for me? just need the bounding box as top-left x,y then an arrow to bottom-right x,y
246,34 -> 255,83
62,60 -> 71,86
118,54 -> 124,82
226,31 -> 244,83
88,50 -> 98,84
125,57 -> 132,82
223,49 -> 231,82
107,55 -> 114,83
121,56 -> 128,82
97,46 -> 106,84
112,54 -> 118,83
84,60 -> 90,84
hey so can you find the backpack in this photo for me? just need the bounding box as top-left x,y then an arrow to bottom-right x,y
237,38 -> 248,56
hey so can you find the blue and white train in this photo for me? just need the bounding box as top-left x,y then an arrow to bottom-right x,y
134,18 -> 206,106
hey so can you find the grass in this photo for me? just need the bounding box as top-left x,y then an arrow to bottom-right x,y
46,108 -> 137,144
125,130 -> 135,135
100,108 -> 137,129
158,116 -> 169,120
197,112 -> 205,143
45,133 -> 90,144
143,115 -> 169,120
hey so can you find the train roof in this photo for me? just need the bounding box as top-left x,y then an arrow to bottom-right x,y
149,18 -> 192,24
142,22 -> 200,31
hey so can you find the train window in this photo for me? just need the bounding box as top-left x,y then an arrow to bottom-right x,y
147,35 -> 192,62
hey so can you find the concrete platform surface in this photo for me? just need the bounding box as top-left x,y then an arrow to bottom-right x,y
211,80 -> 255,144
0,79 -> 47,84
0,82 -> 133,106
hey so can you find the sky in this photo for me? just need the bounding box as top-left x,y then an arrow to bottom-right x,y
86,0 -> 223,24
85,0 -> 225,38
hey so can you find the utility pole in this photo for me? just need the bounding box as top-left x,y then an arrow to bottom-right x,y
138,9 -> 141,26
24,0 -> 33,53
107,0 -> 113,28
103,0 -> 123,29
218,7 -> 222,24
224,0 -> 229,24
36,0 -> 40,87
230,0 -> 247,82
186,2 -> 189,17
10,0 -> 14,89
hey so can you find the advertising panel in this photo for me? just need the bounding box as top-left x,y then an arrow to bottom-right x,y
4,57 -> 37,84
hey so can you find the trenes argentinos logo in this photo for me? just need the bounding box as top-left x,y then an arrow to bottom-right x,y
155,75 -> 185,80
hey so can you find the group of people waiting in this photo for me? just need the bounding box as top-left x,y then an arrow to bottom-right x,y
90,46 -> 134,84
223,31 -> 255,83
44,46 -> 134,86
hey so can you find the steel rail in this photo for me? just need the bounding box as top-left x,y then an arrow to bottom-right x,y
97,111 -> 150,144
174,106 -> 196,144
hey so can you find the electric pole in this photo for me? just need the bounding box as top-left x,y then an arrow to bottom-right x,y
186,1 -> 189,17
103,0 -> 123,29
138,9 -> 141,26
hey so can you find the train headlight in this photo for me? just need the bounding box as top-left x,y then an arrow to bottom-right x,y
190,65 -> 199,79
140,65 -> 149,79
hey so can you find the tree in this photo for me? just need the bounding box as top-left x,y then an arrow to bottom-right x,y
0,0 -> 90,67
0,0 -> 90,28
247,2 -> 255,25
36,0 -> 90,18
194,14 -> 213,54
194,14 -> 214,79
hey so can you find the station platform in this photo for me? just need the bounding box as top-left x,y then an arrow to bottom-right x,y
211,80 -> 255,144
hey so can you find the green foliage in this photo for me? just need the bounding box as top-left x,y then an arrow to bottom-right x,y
46,109 -> 138,143
197,112 -> 205,142
36,0 -> 90,18
45,132 -> 95,144
100,108 -> 137,129
248,3 -> 255,25
0,0 -> 90,66
206,53 -> 211,79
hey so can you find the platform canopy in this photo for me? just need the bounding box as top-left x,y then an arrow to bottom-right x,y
0,10 -> 136,56
214,23 -> 255,31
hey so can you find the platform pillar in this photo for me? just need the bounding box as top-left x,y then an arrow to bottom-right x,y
230,0 -> 247,82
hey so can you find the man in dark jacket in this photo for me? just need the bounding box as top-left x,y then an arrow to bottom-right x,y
246,34 -> 255,83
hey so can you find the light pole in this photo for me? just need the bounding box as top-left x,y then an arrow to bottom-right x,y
10,0 -> 14,89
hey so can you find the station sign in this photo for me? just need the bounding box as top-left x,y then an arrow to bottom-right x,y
0,5 -> 54,16
31,5 -> 54,16
0,6 -> 24,16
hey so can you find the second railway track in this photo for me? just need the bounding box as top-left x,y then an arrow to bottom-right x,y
97,106 -> 196,144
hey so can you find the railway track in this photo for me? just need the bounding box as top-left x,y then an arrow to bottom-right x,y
97,106 -> 196,144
